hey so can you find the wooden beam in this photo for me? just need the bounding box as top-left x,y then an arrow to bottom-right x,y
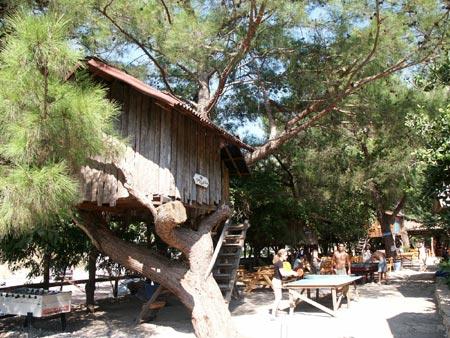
224,146 -> 242,178
289,289 -> 336,317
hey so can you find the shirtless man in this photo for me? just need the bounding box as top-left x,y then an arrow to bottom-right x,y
332,243 -> 351,275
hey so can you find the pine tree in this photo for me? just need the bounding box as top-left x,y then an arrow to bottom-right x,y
0,12 -> 119,234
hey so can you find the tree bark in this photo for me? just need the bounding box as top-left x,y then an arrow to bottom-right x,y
379,212 -> 396,258
75,202 -> 240,338
86,247 -> 98,312
197,73 -> 211,120
371,183 -> 406,259
42,252 -> 50,290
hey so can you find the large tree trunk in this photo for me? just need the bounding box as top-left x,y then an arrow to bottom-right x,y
85,247 -> 98,312
379,212 -> 396,258
371,183 -> 406,259
75,201 -> 240,338
42,252 -> 51,290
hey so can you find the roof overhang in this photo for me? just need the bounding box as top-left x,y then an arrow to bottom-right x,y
220,144 -> 250,177
84,57 -> 254,154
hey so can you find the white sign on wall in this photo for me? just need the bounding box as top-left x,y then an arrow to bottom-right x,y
193,174 -> 209,188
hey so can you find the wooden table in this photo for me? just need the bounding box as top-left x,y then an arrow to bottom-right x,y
237,266 -> 274,292
285,275 -> 361,317
351,263 -> 378,283
399,252 -> 417,267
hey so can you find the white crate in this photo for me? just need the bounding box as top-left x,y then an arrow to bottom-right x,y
0,290 -> 72,317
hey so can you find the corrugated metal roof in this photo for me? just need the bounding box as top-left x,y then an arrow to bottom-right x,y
86,57 -> 254,152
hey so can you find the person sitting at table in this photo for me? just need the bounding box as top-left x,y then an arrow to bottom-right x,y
293,252 -> 305,270
371,250 -> 387,284
362,244 -> 372,263
332,243 -> 351,275
271,248 -> 298,320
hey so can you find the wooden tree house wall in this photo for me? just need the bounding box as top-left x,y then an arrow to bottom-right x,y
77,59 -> 250,215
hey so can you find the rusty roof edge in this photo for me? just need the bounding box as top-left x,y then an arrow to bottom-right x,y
85,57 -> 254,152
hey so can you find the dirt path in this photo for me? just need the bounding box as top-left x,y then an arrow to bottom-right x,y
0,268 -> 445,338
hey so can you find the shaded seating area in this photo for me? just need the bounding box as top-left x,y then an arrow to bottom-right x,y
398,250 -> 419,267
237,266 -> 274,292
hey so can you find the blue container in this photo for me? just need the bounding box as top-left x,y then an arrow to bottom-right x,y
394,261 -> 401,271
144,282 -> 159,300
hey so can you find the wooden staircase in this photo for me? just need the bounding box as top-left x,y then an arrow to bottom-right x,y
356,236 -> 369,255
211,220 -> 250,302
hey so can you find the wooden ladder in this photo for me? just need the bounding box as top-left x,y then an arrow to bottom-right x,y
211,220 -> 250,302
356,236 -> 369,255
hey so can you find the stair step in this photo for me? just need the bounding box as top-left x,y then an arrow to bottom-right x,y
222,243 -> 243,247
218,283 -> 231,290
228,224 -> 247,231
212,219 -> 249,303
223,238 -> 242,242
217,255 -> 240,261
216,263 -> 234,267
219,252 -> 240,256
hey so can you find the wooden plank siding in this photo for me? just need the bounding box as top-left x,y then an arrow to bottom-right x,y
80,81 -> 226,209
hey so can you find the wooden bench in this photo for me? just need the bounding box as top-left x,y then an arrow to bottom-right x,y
399,251 -> 418,267
237,266 -> 274,292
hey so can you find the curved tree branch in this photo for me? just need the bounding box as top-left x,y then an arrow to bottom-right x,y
273,154 -> 299,199
74,212 -> 187,289
343,0 -> 381,90
204,0 -> 267,117
154,201 -> 200,256
198,204 -> 231,235
96,5 -> 175,95
158,0 -> 172,24
245,16 -> 448,166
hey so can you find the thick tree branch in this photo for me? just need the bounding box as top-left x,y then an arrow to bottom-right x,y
154,201 -> 200,256
198,204 -> 231,235
273,154 -> 299,199
123,182 -> 200,255
343,0 -> 381,90
204,0 -> 266,116
96,5 -> 175,95
369,180 -> 385,220
92,155 -> 201,256
393,194 -> 407,216
158,0 -> 172,24
245,19 -> 448,166
74,212 -> 187,288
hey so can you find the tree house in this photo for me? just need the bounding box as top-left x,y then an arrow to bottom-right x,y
77,58 -> 252,216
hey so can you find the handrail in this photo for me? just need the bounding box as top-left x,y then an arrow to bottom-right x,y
205,218 -> 231,280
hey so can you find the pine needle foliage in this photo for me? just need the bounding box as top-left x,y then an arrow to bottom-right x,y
0,12 -> 120,234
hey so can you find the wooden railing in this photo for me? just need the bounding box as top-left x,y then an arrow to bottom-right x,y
205,219 -> 231,279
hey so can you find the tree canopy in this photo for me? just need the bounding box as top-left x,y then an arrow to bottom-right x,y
0,12 -> 120,234
0,2 -> 449,337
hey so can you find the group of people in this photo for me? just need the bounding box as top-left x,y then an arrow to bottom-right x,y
326,243 -> 388,284
270,244 -> 389,319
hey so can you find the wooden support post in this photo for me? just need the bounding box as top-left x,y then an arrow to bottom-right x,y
331,288 -> 337,312
290,289 -> 336,317
136,285 -> 164,324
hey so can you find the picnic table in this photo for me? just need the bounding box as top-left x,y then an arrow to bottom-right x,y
351,262 -> 378,283
237,266 -> 274,292
237,265 -> 301,292
284,274 -> 361,317
398,252 -> 418,267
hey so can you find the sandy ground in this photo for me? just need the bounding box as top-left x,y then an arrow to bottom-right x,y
0,262 -> 446,338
